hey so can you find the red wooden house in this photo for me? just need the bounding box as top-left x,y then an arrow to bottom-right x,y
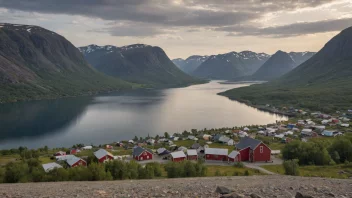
235,137 -> 271,162
170,151 -> 186,162
54,151 -> 66,156
204,148 -> 228,161
187,149 -> 198,160
94,149 -> 114,163
132,146 -> 153,161
228,151 -> 240,162
66,156 -> 87,168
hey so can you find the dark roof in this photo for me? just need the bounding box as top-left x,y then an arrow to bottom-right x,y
133,146 -> 152,156
235,137 -> 262,150
191,143 -> 201,149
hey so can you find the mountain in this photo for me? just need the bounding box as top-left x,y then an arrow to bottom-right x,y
289,52 -> 316,67
250,51 -> 296,80
0,23 -> 132,103
231,51 -> 316,81
220,26 -> 352,112
172,55 -> 209,74
79,44 -> 203,87
192,51 -> 270,80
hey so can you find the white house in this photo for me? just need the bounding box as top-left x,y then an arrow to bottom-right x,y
301,129 -> 313,136
284,131 -> 294,136
243,127 -> 250,131
227,139 -> 235,146
81,146 -> 92,150
42,162 -> 62,173
341,123 -> 350,127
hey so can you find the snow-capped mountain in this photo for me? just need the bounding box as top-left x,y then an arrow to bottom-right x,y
289,52 -> 316,67
172,55 -> 209,74
192,51 -> 270,80
78,44 -> 202,87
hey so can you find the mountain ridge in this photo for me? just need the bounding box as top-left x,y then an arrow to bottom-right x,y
192,51 -> 270,80
0,23 -> 132,103
220,26 -> 352,112
172,55 -> 209,74
79,44 -> 204,88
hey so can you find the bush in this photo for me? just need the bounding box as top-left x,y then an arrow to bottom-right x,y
283,159 -> 300,176
244,170 -> 250,176
215,169 -> 221,176
164,161 -> 207,178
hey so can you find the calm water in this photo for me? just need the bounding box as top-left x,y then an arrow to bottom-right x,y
0,81 -> 287,149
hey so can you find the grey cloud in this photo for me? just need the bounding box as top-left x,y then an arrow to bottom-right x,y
0,0 -> 258,27
0,0 -> 339,28
89,23 -> 167,37
218,17 -> 352,37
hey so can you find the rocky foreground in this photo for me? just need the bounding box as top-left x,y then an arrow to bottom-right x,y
0,176 -> 351,198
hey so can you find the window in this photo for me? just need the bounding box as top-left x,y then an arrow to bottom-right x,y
147,156 -> 149,159
260,146 -> 263,153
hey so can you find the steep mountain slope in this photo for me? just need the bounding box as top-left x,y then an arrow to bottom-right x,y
250,51 -> 296,80
289,52 -> 316,67
172,55 -> 209,74
79,44 -> 203,87
220,26 -> 352,112
192,51 -> 270,80
0,23 -> 132,103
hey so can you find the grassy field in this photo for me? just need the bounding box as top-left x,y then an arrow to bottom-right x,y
0,155 -> 20,166
261,164 -> 352,179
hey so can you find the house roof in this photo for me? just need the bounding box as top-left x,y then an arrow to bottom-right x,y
205,148 -> 228,155
66,156 -> 85,167
191,143 -> 201,149
133,146 -> 152,156
235,137 -> 262,150
228,151 -> 239,159
42,162 -> 62,172
187,149 -> 197,156
171,151 -> 186,158
218,136 -> 231,143
94,149 -> 113,159
55,155 -> 75,161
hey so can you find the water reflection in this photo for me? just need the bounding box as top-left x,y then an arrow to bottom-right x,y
0,81 -> 287,149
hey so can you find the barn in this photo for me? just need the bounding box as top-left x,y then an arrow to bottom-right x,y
235,137 -> 271,162
204,148 -> 228,161
170,151 -> 186,162
133,146 -> 153,161
187,149 -> 198,160
228,151 -> 240,162
66,156 -> 87,167
54,151 -> 66,156
94,149 -> 114,163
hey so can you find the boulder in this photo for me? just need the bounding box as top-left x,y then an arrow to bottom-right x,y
296,192 -> 314,198
216,186 -> 231,194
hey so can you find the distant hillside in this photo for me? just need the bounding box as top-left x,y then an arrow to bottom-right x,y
231,51 -> 315,81
79,44 -> 204,87
0,23 -> 132,103
172,55 -> 209,74
192,51 -> 270,80
250,51 -> 296,81
220,26 -> 352,112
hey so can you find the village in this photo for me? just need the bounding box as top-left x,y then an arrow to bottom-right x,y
37,107 -> 352,178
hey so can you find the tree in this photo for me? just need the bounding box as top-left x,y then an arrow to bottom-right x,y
283,159 -> 300,176
4,162 -> 29,183
88,163 -> 112,181
329,138 -> 352,163
164,132 -> 170,139
133,136 -> 138,142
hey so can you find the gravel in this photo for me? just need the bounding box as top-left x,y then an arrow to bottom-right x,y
0,175 -> 351,198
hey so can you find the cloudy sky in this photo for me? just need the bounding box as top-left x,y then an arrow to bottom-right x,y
0,0 -> 351,59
